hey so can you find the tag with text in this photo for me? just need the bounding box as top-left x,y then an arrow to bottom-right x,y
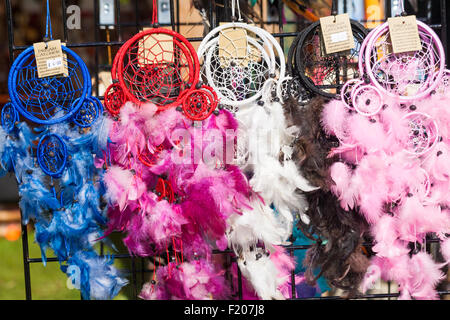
33,40 -> 66,78
388,15 -> 422,54
320,13 -> 355,54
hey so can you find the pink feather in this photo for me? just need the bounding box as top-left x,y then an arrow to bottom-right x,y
396,196 -> 449,242
329,162 -> 357,210
321,99 -> 350,139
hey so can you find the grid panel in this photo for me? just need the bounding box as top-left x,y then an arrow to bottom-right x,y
4,0 -> 450,300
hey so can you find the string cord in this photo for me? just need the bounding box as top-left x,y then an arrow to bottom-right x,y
45,0 -> 53,40
231,0 -> 242,22
152,0 -> 158,24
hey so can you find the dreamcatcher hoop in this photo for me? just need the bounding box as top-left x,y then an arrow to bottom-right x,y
198,21 -> 286,108
340,79 -> 363,110
294,19 -> 367,98
1,103 -> 18,133
181,85 -> 218,121
352,85 -> 383,117
401,112 -> 439,156
37,133 -> 68,177
202,35 -> 273,107
364,20 -> 445,101
72,97 -> 102,128
8,45 -> 90,125
116,28 -> 200,110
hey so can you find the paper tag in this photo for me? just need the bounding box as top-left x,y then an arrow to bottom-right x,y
138,28 -> 174,65
388,15 -> 422,54
320,13 -> 355,54
33,40 -> 66,78
218,23 -> 249,67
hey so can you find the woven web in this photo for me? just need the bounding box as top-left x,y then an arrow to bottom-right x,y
182,90 -> 215,121
201,39 -> 270,104
353,86 -> 382,115
435,70 -> 450,94
298,26 -> 363,95
121,33 -> 193,107
368,30 -> 441,97
404,114 -> 437,155
73,98 -> 99,128
105,83 -> 125,115
38,135 -> 66,176
1,103 -> 17,132
341,79 -> 361,109
14,53 -> 84,122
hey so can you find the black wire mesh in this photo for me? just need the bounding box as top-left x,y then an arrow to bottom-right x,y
3,0 -> 450,300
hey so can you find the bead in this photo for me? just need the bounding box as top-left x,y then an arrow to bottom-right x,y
257,100 -> 264,106
409,105 -> 417,111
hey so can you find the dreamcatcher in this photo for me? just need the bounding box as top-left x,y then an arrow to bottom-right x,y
197,0 -> 318,300
1,0 -> 127,300
104,0 -> 218,122
323,1 -> 450,300
292,1 -> 368,98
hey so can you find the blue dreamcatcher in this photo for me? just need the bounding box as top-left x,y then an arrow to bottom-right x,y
1,0 -> 126,300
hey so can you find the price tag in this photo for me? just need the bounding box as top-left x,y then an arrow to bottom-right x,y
138,28 -> 174,65
388,15 -> 422,54
33,40 -> 66,78
320,13 -> 355,54
47,57 -> 63,69
218,23 -> 249,67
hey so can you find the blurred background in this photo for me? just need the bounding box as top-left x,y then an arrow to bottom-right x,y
0,0 -> 448,300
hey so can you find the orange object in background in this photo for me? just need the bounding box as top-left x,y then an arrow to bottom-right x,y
4,224 -> 21,241
365,0 -> 385,29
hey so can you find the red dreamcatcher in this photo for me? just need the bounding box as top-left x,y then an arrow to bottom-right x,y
104,0 -> 218,121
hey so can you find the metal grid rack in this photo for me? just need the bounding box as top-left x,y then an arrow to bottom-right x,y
3,0 -> 450,300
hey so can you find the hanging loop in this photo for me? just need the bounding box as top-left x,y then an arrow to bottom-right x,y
44,0 -> 53,42
152,0 -> 159,26
231,0 -> 242,23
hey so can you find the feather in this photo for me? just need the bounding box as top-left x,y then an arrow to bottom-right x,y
62,251 -> 128,300
321,99 -> 350,140
237,248 -> 285,300
407,252 -> 446,300
140,259 -> 229,300
329,162 -> 357,210
396,196 -> 449,242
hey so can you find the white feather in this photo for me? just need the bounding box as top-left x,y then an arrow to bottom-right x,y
237,248 -> 285,300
